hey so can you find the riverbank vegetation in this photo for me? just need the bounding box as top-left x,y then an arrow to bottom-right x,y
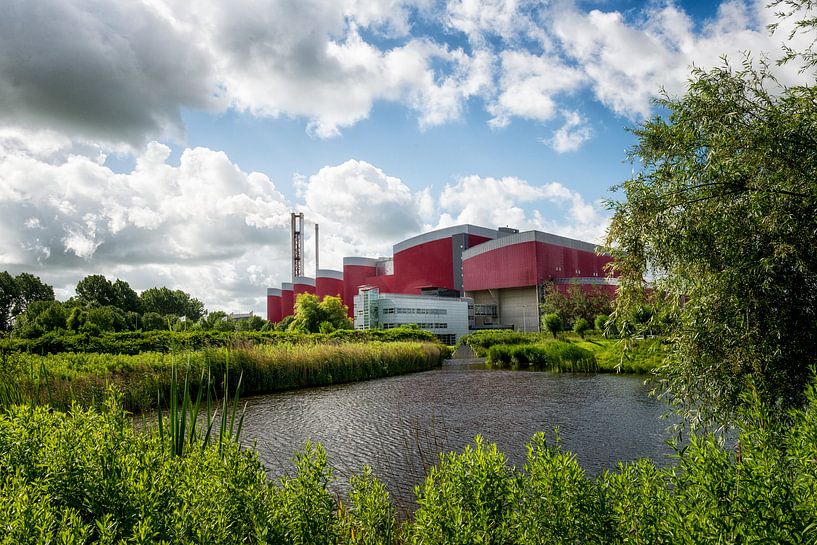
0,325 -> 438,355
0,341 -> 449,412
460,330 -> 663,374
2,384 -> 816,544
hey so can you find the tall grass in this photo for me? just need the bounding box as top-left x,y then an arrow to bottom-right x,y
0,342 -> 448,412
486,342 -> 598,372
3,385 -> 817,543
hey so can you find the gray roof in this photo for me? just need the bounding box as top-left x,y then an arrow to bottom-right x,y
393,224 -> 498,253
266,288 -> 282,296
343,256 -> 379,267
316,269 -> 344,280
293,276 -> 316,287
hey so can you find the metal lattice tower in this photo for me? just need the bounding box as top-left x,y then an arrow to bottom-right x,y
291,212 -> 304,279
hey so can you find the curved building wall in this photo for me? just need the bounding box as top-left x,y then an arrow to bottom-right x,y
391,226 -> 496,294
316,269 -> 344,301
462,231 -> 612,291
281,283 -> 294,318
343,257 -> 378,317
266,288 -> 282,323
293,277 -> 316,308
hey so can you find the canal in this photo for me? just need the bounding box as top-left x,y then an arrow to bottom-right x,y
239,359 -> 676,511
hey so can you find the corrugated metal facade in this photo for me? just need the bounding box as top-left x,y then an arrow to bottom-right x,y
316,277 -> 344,300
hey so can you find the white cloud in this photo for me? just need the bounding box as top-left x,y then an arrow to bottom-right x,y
436,174 -> 610,243
0,141 -> 293,311
488,50 -> 586,127
547,110 -> 593,153
549,0 -> 813,119
0,0 -> 219,147
299,159 -> 424,264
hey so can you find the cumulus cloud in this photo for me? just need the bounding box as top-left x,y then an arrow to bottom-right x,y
547,110 -> 593,153
488,50 -> 586,128
436,174 -> 610,243
0,0 -> 218,147
0,141 -> 294,311
549,0 -> 813,119
298,159 -> 425,266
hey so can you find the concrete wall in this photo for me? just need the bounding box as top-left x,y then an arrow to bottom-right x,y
498,286 -> 540,332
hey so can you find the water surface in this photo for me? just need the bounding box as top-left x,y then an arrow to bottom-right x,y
240,360 -> 675,510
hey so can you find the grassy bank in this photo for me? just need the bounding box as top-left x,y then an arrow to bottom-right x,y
0,327 -> 438,355
461,330 -> 663,374
2,387 -> 816,544
0,342 -> 449,412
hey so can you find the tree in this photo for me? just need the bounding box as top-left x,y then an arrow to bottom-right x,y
606,59 -> 817,427
113,279 -> 141,313
12,273 -> 54,317
541,313 -> 563,338
141,312 -> 166,331
572,318 -> 590,339
140,287 -> 205,320
0,271 -> 19,331
13,300 -> 67,338
289,294 -> 353,333
76,275 -> 117,307
539,283 -> 613,328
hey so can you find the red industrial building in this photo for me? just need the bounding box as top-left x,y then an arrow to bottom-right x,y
267,224 -> 616,332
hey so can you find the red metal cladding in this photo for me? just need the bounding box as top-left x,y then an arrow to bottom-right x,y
464,241 -> 614,291
316,277 -> 344,300
281,289 -> 294,318
343,263 -> 377,317
392,239 -> 456,293
266,295 -> 282,323
293,283 -> 316,301
363,274 -> 397,293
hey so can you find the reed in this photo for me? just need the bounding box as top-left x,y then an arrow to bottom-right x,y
486,342 -> 598,372
0,341 -> 448,412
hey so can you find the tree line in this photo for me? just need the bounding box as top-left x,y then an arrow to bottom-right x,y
0,272 -> 356,338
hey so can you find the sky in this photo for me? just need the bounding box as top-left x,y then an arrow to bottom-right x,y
0,0 -> 812,314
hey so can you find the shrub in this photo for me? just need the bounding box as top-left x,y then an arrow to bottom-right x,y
573,318 -> 590,339
542,313 -> 563,338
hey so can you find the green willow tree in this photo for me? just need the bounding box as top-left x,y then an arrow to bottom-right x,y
606,58 -> 817,428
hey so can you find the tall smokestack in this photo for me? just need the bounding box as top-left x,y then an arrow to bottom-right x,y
291,212 -> 304,280
315,223 -> 320,276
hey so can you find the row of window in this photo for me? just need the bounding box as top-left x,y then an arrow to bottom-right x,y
382,322 -> 448,330
381,307 -> 448,315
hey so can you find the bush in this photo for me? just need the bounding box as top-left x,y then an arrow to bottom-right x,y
487,342 -> 597,372
573,318 -> 590,339
459,330 -> 539,356
594,314 -> 609,333
542,313 -> 563,338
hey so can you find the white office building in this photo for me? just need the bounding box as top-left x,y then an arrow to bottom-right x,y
353,287 -> 472,344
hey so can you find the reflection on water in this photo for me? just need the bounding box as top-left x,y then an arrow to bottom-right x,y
239,360 -> 675,511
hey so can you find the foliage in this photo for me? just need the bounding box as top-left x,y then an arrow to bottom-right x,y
289,294 -> 353,333
541,313 -> 563,338
572,317 -> 590,339
594,314 -> 609,334
458,330 -> 542,356
0,271 -> 54,330
0,271 -> 18,332
75,274 -> 119,308
0,326 -> 438,355
0,342 -> 448,412
6,379 -> 817,543
539,283 -> 614,328
486,342 -> 597,372
12,300 -> 68,338
605,58 -> 817,427
140,286 -> 206,321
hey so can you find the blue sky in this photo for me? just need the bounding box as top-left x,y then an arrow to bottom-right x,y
0,0 -> 810,313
